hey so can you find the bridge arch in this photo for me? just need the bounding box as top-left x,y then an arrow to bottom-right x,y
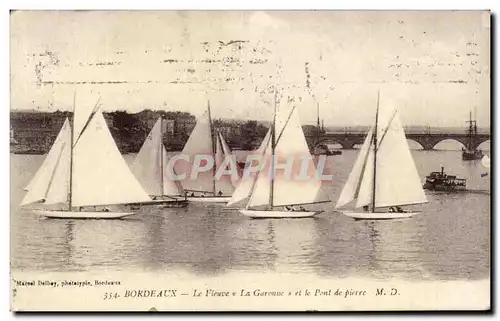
308,132 -> 490,150
406,139 -> 424,150
315,138 -> 359,150
432,139 -> 467,150
474,139 -> 490,150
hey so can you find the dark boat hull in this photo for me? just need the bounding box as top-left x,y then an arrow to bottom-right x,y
462,150 -> 483,160
423,183 -> 466,192
161,200 -> 189,208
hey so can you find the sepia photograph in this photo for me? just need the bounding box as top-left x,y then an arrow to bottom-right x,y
9,9 -> 491,311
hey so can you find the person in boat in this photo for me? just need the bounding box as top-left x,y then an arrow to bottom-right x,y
389,207 -> 395,213
190,192 -> 195,197
363,205 -> 369,212
103,207 -> 110,212
218,190 -> 223,196
284,205 -> 292,212
299,206 -> 306,212
396,206 -> 404,213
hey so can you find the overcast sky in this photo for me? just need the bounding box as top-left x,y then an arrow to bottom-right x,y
10,10 -> 490,127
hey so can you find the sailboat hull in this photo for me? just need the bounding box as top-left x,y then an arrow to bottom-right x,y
128,199 -> 189,209
462,150 -> 483,161
186,196 -> 231,203
32,209 -> 137,219
131,198 -> 188,205
240,209 -> 323,219
342,211 -> 420,220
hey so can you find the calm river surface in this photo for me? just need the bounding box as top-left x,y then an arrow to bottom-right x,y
10,149 -> 490,281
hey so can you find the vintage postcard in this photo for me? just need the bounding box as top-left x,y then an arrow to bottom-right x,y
9,10 -> 490,311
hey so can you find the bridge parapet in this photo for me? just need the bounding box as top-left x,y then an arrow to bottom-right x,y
305,132 -> 490,150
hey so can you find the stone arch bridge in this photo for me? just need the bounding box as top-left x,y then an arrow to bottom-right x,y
306,130 -> 491,150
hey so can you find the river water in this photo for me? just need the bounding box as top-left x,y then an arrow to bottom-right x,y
10,149 -> 490,281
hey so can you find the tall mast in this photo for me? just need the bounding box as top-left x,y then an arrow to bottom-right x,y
470,111 -> 472,149
160,115 -> 164,196
371,91 -> 380,213
207,101 -> 216,195
316,102 -> 320,145
68,91 -> 76,211
269,89 -> 277,208
466,111 -> 473,150
474,106 -> 478,136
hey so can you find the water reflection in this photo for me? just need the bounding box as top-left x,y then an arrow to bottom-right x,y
139,203 -> 235,275
420,191 -> 490,280
10,151 -> 490,281
233,217 -> 321,273
34,216 -> 149,272
361,218 -> 430,280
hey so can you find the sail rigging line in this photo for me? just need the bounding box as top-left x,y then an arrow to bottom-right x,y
353,134 -> 375,206
207,101 -> 216,195
376,109 -> 398,148
69,91 -> 76,211
278,200 -> 332,207
274,104 -> 297,146
73,96 -> 102,148
44,142 -> 67,203
159,116 -> 164,196
371,91 -> 380,213
228,128 -> 271,207
269,90 -> 278,208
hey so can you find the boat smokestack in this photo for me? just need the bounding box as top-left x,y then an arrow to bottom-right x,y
441,166 -> 444,175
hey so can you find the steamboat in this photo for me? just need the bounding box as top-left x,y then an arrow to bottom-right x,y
423,167 -> 466,192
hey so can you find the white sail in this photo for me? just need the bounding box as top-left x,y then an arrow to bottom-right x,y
72,110 -> 151,207
373,108 -> 428,208
227,128 -> 271,206
24,118 -> 71,192
218,132 -> 239,186
246,104 -> 325,209
246,136 -> 273,208
214,133 -> 236,195
44,140 -> 71,205
482,155 -> 490,169
173,109 -> 215,193
355,146 -> 375,208
346,98 -> 427,210
335,126 -> 374,209
271,105 -> 323,206
162,147 -> 185,196
21,119 -> 71,206
131,118 -> 163,196
131,117 -> 184,197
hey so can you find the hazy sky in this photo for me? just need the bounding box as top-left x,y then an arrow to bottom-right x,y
10,10 -> 490,127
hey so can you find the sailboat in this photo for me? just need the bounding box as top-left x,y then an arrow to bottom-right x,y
462,111 -> 484,160
237,93 -> 329,218
481,154 -> 490,169
480,154 -> 490,178
226,128 -> 271,208
130,116 -> 188,208
335,92 -> 428,220
173,102 -> 236,203
20,94 -> 152,219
